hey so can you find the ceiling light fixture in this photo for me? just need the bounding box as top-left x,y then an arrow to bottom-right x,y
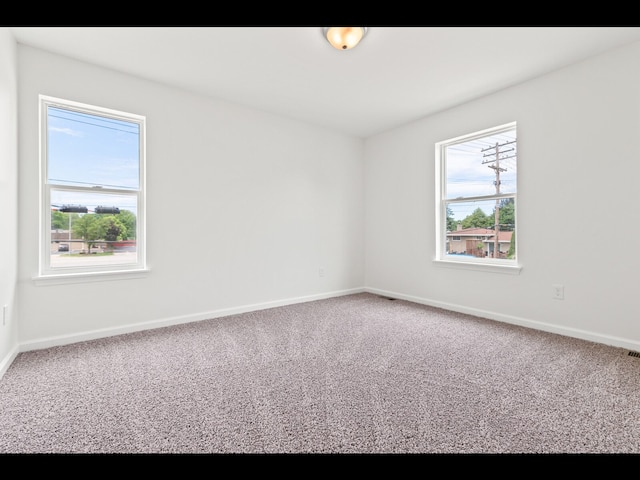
323,27 -> 368,51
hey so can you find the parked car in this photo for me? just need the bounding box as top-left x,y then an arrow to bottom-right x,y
58,244 -> 69,252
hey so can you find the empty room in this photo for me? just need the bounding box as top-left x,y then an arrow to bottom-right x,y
1,26 -> 640,454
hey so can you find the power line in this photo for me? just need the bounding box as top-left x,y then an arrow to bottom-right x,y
48,107 -> 139,135
480,139 -> 516,258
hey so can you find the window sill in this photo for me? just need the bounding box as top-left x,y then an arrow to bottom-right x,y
33,268 -> 150,286
433,259 -> 522,275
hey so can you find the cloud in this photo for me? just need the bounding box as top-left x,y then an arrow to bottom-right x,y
49,126 -> 84,137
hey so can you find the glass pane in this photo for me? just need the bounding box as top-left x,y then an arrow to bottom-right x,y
445,198 -> 516,260
445,128 -> 516,199
50,189 -> 138,269
47,106 -> 140,189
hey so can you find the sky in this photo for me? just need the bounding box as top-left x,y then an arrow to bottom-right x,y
443,126 -> 517,221
47,105 -> 141,215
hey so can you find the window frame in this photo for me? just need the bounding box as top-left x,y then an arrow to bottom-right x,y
434,121 -> 521,274
38,95 -> 147,281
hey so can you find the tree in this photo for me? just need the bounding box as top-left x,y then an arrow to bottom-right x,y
508,230 -> 516,259
117,209 -> 137,239
101,216 -> 126,242
72,214 -> 105,252
493,198 -> 515,230
51,211 -> 82,230
51,211 -> 82,232
51,210 -> 67,230
71,212 -> 133,252
461,208 -> 491,229
446,206 -> 458,232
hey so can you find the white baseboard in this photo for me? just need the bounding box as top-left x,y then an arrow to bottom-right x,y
18,287 -> 366,353
365,287 -> 640,352
13,285 -> 640,372
0,345 -> 19,380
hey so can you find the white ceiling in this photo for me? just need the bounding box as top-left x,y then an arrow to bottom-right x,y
10,26 -> 640,138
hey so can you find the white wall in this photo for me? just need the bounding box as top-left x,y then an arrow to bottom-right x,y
365,40 -> 640,350
17,45 -> 364,348
0,30 -> 18,376
12,37 -> 640,359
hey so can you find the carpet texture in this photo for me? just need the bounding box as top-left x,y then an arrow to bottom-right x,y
1,292 -> 639,454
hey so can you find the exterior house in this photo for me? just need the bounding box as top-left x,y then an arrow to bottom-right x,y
446,225 -> 513,259
50,230 -> 135,253
50,230 -> 85,253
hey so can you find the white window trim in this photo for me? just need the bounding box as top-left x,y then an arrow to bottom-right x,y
435,121 -> 521,274
32,268 -> 150,286
37,95 -> 147,282
432,258 -> 522,275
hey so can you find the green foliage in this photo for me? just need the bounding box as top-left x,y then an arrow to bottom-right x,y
72,214 -> 103,250
101,216 -> 126,242
495,198 -> 515,230
70,211 -> 136,251
508,230 -> 516,258
461,208 -> 492,229
51,210 -> 67,230
117,209 -> 137,239
51,211 -> 81,230
446,206 -> 458,232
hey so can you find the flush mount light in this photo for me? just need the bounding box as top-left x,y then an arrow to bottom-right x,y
323,27 -> 368,50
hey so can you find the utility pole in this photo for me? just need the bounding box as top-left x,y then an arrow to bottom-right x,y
482,140 -> 515,258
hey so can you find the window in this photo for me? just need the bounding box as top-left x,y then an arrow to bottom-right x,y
39,95 -> 146,278
435,122 -> 517,269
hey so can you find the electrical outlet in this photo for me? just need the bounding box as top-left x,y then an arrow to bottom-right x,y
2,305 -> 7,326
552,285 -> 564,300
319,268 -> 325,277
